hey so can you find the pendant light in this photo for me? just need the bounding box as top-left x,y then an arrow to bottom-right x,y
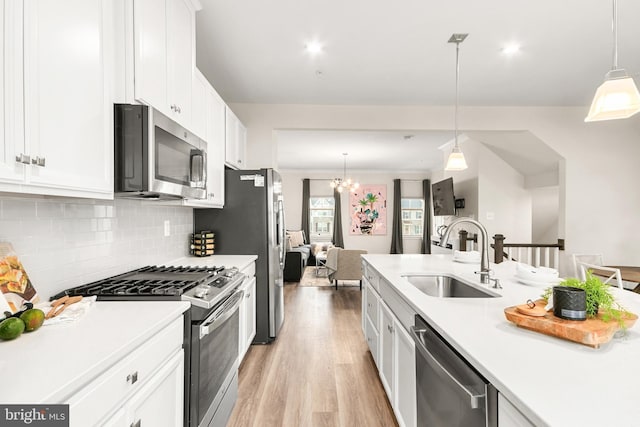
585,0 -> 640,122
329,153 -> 359,193
445,33 -> 469,171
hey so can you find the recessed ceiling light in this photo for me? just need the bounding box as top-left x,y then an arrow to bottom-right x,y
501,44 -> 520,55
305,41 -> 323,55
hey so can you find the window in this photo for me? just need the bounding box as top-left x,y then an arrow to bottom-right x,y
310,197 -> 335,239
401,198 -> 424,237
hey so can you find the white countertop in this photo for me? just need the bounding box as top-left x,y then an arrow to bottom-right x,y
168,255 -> 257,272
363,254 -> 640,427
0,301 -> 189,404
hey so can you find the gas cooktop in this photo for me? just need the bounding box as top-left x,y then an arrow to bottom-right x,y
52,265 -> 245,310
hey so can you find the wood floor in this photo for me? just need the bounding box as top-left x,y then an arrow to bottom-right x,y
227,283 -> 399,427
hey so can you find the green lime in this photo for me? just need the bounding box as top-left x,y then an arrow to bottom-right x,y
0,317 -> 26,340
20,308 -> 45,332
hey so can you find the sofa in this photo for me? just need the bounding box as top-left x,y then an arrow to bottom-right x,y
283,231 -> 312,282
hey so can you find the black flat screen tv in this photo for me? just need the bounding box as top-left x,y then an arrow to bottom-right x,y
432,177 -> 455,216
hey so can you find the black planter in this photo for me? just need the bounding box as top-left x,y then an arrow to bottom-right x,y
553,286 -> 587,321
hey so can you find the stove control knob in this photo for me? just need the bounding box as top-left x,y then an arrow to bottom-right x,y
195,287 -> 209,299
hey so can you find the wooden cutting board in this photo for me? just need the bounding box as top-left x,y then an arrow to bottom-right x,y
504,306 -> 637,348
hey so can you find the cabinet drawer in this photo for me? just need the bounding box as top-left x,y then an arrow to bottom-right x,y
365,265 -> 380,292
365,286 -> 380,330
365,315 -> 380,367
68,316 -> 184,426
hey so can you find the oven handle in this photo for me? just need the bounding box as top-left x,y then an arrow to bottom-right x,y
199,290 -> 244,339
410,326 -> 486,410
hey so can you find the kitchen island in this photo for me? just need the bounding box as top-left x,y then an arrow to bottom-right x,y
363,254 -> 640,426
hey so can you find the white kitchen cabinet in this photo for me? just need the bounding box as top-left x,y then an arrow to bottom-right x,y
394,319 -> 416,427
134,0 -> 196,129
362,261 -> 416,427
379,302 -> 395,397
67,316 -> 184,427
498,393 -> 535,427
183,74 -> 226,208
239,276 -> 257,361
191,69 -> 208,140
0,0 -> 114,199
225,106 -> 246,169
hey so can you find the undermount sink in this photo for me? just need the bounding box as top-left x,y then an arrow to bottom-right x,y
403,274 -> 500,298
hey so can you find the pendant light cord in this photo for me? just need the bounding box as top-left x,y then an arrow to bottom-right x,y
612,0 -> 618,71
454,41 -> 460,148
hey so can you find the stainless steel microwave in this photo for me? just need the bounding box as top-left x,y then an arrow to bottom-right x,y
114,104 -> 206,200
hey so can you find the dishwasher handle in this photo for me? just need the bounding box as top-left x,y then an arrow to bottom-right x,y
411,326 -> 486,410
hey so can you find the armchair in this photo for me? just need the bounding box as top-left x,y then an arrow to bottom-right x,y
326,248 -> 368,290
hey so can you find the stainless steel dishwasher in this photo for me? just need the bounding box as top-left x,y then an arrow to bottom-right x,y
411,315 -> 498,427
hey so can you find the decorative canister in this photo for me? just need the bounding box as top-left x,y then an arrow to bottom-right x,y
553,286 -> 587,321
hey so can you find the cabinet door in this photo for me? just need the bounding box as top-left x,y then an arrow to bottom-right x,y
379,302 -> 395,398
166,0 -> 193,126
498,393 -> 535,427
22,0 -> 113,197
245,277 -> 256,349
133,0 -> 167,114
0,0 -> 25,184
361,278 -> 368,335
126,350 -> 184,427
205,86 -> 226,206
236,119 -> 246,168
394,321 -> 416,427
225,107 -> 238,168
190,69 -> 207,140
365,315 -> 379,367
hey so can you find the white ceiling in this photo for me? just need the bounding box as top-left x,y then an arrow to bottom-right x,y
195,0 -> 637,173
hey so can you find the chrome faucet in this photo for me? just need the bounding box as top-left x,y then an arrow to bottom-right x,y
440,217 -> 491,285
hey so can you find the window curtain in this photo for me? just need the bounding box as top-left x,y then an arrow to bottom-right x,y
301,178 -> 310,242
389,179 -> 403,254
332,188 -> 344,248
420,179 -> 432,254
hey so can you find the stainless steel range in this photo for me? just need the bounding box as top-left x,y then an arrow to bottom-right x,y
53,265 -> 246,427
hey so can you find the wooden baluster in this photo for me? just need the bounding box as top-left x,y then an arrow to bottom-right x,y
534,248 -> 540,267
459,230 -> 468,252
493,234 -> 505,263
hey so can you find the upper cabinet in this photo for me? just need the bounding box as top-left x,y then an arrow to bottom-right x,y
225,107 -> 246,170
183,70 -> 225,208
0,0 -> 114,199
133,0 -> 197,129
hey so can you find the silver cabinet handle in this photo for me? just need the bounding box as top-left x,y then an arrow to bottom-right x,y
387,324 -> 393,333
31,156 -> 46,167
238,159 -> 242,163
15,153 -> 31,164
208,192 -> 215,199
126,371 -> 138,384
177,106 -> 182,113
130,420 -> 141,427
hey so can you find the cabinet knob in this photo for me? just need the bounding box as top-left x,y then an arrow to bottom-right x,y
31,156 -> 46,167
238,159 -> 242,163
130,420 -> 141,427
387,325 -> 394,333
126,371 -> 138,384
15,153 -> 31,164
170,104 -> 176,111
208,193 -> 215,199
177,106 -> 182,114
245,293 -> 250,298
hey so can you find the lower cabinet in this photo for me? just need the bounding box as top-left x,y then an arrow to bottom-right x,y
239,275 -> 257,361
362,275 -> 416,427
66,316 -> 184,427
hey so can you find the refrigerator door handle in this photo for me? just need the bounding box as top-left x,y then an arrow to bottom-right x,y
277,198 -> 286,268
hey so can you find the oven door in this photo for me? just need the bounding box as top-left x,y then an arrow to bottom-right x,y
190,289 -> 243,427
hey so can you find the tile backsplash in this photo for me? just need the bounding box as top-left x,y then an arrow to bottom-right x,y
0,196 -> 193,300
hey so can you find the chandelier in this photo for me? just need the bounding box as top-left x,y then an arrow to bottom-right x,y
329,153 -> 359,193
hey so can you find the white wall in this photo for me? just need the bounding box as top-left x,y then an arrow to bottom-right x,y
232,103 -> 640,274
531,186 -> 560,243
281,171 -> 430,254
0,196 -> 193,301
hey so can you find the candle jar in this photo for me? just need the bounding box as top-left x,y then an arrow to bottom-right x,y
553,286 -> 587,321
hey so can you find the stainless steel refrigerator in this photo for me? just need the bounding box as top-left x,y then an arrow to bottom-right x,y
194,168 -> 285,343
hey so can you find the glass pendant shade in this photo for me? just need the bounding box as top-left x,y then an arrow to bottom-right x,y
445,145 -> 468,171
330,153 -> 358,192
585,73 -> 640,122
585,0 -> 640,122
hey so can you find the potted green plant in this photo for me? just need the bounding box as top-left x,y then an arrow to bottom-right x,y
541,271 -> 632,329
